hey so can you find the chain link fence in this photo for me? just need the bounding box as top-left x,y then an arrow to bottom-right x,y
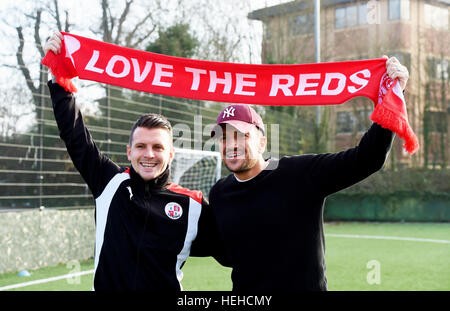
0,42 -> 306,210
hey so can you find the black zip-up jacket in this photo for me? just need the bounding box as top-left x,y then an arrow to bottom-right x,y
48,81 -> 224,291
209,123 -> 394,291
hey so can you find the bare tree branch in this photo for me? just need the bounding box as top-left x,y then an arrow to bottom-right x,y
34,10 -> 45,58
101,0 -> 112,42
114,0 -> 133,44
24,13 -> 36,19
108,5 -> 115,39
53,0 -> 62,31
16,26 -> 38,97
128,24 -> 157,49
64,10 -> 70,32
0,64 -> 20,70
125,11 -> 154,47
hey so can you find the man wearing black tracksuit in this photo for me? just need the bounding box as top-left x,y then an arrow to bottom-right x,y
48,81 -> 223,291
44,31 -> 225,291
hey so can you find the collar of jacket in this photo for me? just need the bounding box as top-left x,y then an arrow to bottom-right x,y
128,165 -> 170,193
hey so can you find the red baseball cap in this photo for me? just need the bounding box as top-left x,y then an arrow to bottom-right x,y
211,104 -> 265,138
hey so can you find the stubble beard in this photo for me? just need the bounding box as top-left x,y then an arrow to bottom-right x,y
223,157 -> 258,174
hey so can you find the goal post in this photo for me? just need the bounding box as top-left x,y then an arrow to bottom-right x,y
170,148 -> 222,198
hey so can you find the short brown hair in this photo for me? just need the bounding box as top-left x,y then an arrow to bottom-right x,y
129,114 -> 173,146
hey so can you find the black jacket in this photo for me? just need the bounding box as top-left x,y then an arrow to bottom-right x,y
48,81 -> 222,291
209,123 -> 394,291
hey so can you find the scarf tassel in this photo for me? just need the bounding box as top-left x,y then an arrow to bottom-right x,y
371,99 -> 419,154
41,42 -> 78,93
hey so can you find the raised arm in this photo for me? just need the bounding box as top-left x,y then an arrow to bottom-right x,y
307,123 -> 394,197
48,81 -> 120,198
45,32 -> 120,198
305,55 -> 408,197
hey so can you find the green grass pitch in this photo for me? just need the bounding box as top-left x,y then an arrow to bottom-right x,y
0,222 -> 448,291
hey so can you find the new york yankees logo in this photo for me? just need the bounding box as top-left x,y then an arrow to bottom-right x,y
222,106 -> 235,119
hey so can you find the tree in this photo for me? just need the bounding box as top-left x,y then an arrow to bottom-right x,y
0,0 -> 283,208
138,23 -> 202,149
3,0 -> 168,208
146,23 -> 199,58
13,1 -> 70,106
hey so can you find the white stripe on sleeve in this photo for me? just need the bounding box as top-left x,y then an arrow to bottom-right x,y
93,171 -> 130,290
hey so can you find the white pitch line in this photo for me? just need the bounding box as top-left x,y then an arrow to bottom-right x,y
1,233 -> 448,291
0,269 -> 94,291
325,233 -> 450,244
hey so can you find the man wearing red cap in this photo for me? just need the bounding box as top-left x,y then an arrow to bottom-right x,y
209,57 -> 409,291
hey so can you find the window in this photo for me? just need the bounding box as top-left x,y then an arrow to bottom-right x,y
335,7 -> 346,29
335,3 -> 368,29
358,4 -> 368,25
389,0 -> 400,20
264,23 -> 271,40
347,5 -> 358,27
336,111 -> 354,133
388,0 -> 410,21
424,4 -> 449,30
436,60 -> 449,81
390,52 -> 411,71
336,110 -> 371,133
427,58 -> 449,80
425,111 -> 447,133
291,14 -> 313,35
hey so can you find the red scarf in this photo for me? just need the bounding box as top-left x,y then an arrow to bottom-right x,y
42,32 -> 419,154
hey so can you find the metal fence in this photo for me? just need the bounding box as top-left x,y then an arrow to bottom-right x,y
0,61 -> 306,210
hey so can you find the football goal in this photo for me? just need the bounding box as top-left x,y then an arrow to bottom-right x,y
170,148 -> 222,198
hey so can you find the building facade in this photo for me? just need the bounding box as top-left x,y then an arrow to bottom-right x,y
249,0 -> 449,168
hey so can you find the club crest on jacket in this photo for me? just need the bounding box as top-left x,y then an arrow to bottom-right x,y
165,202 -> 183,220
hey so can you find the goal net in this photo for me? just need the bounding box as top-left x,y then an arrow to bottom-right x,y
170,148 -> 222,198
